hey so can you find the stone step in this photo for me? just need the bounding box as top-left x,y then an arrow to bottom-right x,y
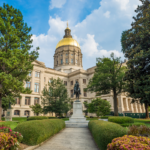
65,122 -> 89,128
65,120 -> 89,128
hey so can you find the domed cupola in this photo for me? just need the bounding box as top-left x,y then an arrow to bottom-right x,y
53,23 -> 83,73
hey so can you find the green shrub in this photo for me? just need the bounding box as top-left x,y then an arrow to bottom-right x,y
121,123 -> 145,127
27,116 -> 48,121
14,119 -> 65,145
2,117 -> 5,121
128,125 -> 150,137
100,116 -> 109,119
48,117 -> 58,119
108,116 -> 134,124
107,135 -> 150,150
88,120 -> 127,150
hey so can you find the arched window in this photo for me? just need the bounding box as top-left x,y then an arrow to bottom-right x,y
14,110 -> 20,115
24,110 -> 30,116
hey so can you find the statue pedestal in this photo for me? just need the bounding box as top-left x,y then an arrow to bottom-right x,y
65,101 -> 89,128
5,109 -> 12,121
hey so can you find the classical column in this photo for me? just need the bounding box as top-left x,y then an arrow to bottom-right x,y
40,71 -> 44,94
78,77 -> 83,98
30,96 -> 34,106
134,103 -> 138,113
137,103 -> 142,113
20,95 -> 25,107
117,96 -> 122,113
125,98 -> 129,111
142,104 -> 145,113
121,98 -> 124,112
130,99 -> 134,113
31,70 -> 35,92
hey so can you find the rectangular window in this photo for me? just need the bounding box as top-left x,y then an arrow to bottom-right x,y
66,59 -> 68,63
35,72 -> 40,78
25,97 -> 30,105
28,71 -> 31,76
61,59 -> 63,64
76,60 -> 78,64
61,54 -> 63,56
44,77 -> 46,82
34,97 -> 39,105
71,81 -> 73,85
83,79 -> 86,84
64,81 -> 67,86
34,83 -> 39,93
84,88 -> 87,97
71,59 -> 73,64
49,79 -> 53,83
66,53 -> 68,56
71,90 -> 73,98
15,97 -> 20,105
71,54 -> 73,56
26,81 -> 31,89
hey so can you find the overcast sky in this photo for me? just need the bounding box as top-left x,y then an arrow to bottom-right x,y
0,0 -> 142,70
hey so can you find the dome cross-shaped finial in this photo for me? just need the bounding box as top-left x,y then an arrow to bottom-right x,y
67,21 -> 69,28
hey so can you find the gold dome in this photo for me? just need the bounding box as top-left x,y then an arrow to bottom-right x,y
56,38 -> 80,49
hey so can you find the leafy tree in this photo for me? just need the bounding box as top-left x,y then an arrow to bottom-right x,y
86,53 -> 126,116
2,96 -> 16,116
87,98 -> 111,117
0,4 -> 39,120
41,78 -> 72,117
83,101 -> 88,116
30,104 -> 43,116
121,0 -> 150,118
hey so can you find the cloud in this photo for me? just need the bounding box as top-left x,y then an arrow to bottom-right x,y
114,0 -> 129,10
49,0 -> 66,9
79,34 -> 123,58
32,0 -> 142,70
104,11 -> 110,18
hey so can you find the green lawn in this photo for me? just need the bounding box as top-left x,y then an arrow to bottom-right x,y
0,117 -> 27,130
0,121 -> 19,130
134,119 -> 150,127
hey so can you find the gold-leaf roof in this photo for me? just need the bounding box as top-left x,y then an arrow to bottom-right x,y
56,38 -> 80,49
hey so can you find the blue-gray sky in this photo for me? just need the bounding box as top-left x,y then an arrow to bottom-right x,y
0,0 -> 142,70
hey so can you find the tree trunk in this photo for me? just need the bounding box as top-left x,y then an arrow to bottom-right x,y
145,103 -> 149,119
0,95 -> 2,121
113,90 -> 118,116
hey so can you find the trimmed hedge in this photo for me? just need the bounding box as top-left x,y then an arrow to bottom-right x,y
88,120 -> 127,150
108,116 -> 134,124
48,117 -> 58,119
121,123 -> 145,127
14,119 -> 65,145
27,116 -> 48,121
101,116 -> 109,119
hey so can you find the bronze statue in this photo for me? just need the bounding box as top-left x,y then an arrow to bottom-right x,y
74,81 -> 81,102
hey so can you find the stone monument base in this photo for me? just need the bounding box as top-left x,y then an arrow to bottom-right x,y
65,101 -> 89,128
5,109 -> 12,121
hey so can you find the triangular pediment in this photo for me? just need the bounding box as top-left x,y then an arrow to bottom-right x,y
32,60 -> 46,67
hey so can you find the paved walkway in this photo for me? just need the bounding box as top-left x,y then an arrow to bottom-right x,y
34,128 -> 99,150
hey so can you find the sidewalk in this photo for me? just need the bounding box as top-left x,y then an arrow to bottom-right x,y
34,128 -> 99,150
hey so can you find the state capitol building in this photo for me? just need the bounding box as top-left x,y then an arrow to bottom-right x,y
12,25 -> 146,117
